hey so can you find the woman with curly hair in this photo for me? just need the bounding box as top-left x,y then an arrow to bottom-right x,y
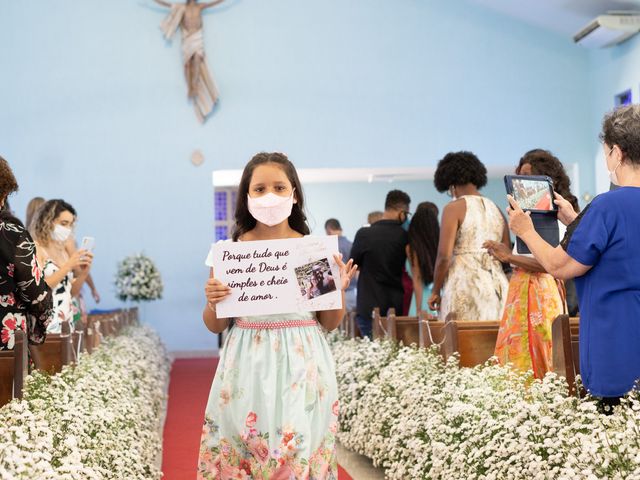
428,151 -> 509,321
0,156 -> 53,350
484,150 -> 580,378
32,200 -> 93,333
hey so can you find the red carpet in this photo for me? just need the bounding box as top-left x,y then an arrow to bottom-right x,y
162,358 -> 353,480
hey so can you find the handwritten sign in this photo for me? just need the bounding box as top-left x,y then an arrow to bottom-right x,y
205,236 -> 342,318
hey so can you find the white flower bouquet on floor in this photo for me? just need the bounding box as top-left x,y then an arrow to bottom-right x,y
0,325 -> 170,479
115,254 -> 163,302
328,334 -> 640,480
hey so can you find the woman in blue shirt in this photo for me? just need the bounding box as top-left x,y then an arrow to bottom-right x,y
507,105 -> 640,410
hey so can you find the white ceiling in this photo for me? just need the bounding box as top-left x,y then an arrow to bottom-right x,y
468,0 -> 640,36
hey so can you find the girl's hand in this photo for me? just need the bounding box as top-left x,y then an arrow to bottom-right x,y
507,195 -> 534,238
554,192 -> 578,226
482,240 -> 511,263
205,276 -> 231,308
427,292 -> 441,312
333,254 -> 358,291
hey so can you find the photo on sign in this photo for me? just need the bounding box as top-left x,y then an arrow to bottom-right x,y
294,258 -> 337,300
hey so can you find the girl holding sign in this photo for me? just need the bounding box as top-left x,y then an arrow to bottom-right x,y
199,152 -> 357,479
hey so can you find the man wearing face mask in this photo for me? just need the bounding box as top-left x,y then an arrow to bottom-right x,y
32,200 -> 93,333
349,190 -> 410,338
508,105 -> 640,413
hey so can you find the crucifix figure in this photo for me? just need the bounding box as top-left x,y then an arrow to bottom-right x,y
154,0 -> 225,122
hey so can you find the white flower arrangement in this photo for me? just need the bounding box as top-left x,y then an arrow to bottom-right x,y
0,325 -> 171,479
329,334 -> 640,480
115,254 -> 163,302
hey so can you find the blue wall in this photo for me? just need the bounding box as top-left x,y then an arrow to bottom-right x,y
0,0 -> 593,352
305,176 -> 510,242
588,34 -> 640,193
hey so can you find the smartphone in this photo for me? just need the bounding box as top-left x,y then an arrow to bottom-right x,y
504,175 -> 556,213
80,236 -> 95,253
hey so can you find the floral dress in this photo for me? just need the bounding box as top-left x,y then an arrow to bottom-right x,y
198,312 -> 339,480
0,217 -> 53,350
440,195 -> 509,321
42,259 -> 74,333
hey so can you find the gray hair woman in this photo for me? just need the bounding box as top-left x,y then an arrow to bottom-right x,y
507,105 -> 640,412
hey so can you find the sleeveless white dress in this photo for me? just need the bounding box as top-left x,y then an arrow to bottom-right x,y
42,259 -> 74,333
439,195 -> 509,321
197,312 -> 339,479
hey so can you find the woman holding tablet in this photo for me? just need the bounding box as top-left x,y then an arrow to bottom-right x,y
508,105 -> 640,410
484,150 -> 579,379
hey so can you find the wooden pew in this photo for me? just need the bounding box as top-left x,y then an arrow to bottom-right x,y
447,320 -> 501,368
552,314 -> 581,395
345,311 -> 359,339
0,329 -> 28,406
29,321 -> 74,375
418,319 -> 458,361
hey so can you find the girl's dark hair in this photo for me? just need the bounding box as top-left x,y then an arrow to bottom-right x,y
434,151 -> 488,192
408,202 -> 440,285
232,152 -> 310,241
517,149 -> 580,213
31,199 -> 77,243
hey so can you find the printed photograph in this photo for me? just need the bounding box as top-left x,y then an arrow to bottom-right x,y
294,258 -> 337,300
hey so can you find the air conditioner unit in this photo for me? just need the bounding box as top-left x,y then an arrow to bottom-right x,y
574,13 -> 640,48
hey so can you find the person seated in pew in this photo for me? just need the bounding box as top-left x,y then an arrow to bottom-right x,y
31,200 -> 93,333
484,149 -> 580,379
507,105 -> 640,412
406,201 -> 439,316
0,157 -> 53,350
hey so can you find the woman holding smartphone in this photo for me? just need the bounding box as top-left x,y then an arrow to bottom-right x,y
31,200 -> 93,333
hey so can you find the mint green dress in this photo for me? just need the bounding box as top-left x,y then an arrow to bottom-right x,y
197,312 -> 339,479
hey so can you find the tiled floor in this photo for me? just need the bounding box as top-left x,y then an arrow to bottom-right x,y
337,442 -> 385,479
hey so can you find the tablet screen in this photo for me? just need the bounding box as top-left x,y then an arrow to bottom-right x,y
511,178 -> 553,211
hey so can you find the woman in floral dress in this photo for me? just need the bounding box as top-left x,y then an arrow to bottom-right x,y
428,151 -> 510,320
484,150 -> 579,378
198,152 -> 356,479
0,156 -> 53,350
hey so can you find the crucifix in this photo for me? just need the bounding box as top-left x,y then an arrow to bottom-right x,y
154,0 -> 225,122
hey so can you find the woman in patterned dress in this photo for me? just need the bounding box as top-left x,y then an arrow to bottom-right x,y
428,151 -> 510,321
484,150 -> 580,378
198,152 -> 357,479
31,200 -> 93,333
0,156 -> 53,350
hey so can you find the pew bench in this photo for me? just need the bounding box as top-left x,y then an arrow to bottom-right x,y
0,329 -> 28,407
29,321 -> 74,375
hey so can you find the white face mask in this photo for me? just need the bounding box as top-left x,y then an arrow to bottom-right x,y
606,146 -> 622,186
52,224 -> 72,243
247,191 -> 295,227
608,161 -> 622,186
